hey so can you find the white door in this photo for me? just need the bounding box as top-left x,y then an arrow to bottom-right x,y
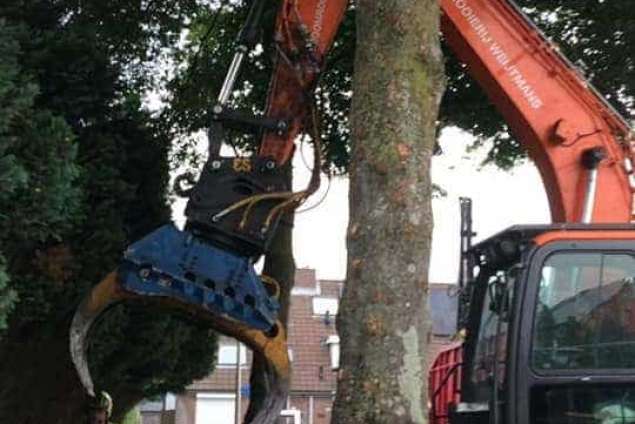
195,393 -> 236,424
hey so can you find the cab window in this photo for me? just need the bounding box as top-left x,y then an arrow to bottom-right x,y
532,252 -> 635,370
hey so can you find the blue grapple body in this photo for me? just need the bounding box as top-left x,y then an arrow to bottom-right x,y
119,224 -> 278,332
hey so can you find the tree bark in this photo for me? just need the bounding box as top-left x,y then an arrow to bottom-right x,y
244,169 -> 295,424
332,1 -> 444,423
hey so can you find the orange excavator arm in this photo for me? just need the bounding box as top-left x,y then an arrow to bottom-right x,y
269,0 -> 635,224
441,0 -> 634,223
259,0 -> 348,164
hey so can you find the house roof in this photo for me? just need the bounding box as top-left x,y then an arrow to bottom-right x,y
428,284 -> 458,336
188,269 -> 457,394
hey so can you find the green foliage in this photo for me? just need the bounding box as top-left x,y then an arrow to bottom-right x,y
165,2 -> 635,171
0,1 -> 218,418
0,19 -> 84,330
5,112 -> 82,243
0,153 -> 28,198
0,20 -> 78,334
0,21 -> 31,207
120,407 -> 141,424
0,255 -> 17,332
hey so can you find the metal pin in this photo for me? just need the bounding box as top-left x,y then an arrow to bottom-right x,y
582,167 -> 599,224
218,51 -> 246,106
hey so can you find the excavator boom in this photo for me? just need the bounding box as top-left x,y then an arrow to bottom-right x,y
441,0 -> 634,223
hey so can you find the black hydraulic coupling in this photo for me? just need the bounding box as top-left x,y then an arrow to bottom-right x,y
181,155 -> 290,258
581,147 -> 607,170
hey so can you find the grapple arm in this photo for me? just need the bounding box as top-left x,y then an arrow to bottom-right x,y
70,271 -> 289,400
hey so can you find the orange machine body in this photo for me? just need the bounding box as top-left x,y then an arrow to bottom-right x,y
441,0 -> 634,223
429,223 -> 635,423
256,1 -> 635,423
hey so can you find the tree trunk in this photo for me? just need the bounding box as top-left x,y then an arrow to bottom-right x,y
0,309 -> 153,424
0,314 -> 92,423
244,169 -> 295,424
332,1 -> 444,423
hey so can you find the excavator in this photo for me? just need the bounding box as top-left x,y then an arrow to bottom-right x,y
70,0 -> 635,423
428,1 -> 635,423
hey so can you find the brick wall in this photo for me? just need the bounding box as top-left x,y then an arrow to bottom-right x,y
286,395 -> 334,424
174,392 -> 196,424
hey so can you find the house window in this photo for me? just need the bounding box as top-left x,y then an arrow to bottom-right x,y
164,393 -> 176,410
196,393 -> 236,424
312,297 -> 338,315
217,343 -> 247,367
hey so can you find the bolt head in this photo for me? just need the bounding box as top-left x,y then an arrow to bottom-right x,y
551,119 -> 576,144
211,160 -> 222,170
276,121 -> 288,133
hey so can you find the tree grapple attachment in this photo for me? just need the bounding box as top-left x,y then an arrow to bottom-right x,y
70,0 -> 348,419
70,95 -> 297,401
70,273 -> 125,398
70,267 -> 289,401
69,155 -> 290,398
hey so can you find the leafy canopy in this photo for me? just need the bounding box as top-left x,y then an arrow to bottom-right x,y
163,1 -> 634,172
0,1 -> 218,419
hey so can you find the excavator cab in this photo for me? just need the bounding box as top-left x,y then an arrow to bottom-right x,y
451,225 -> 635,424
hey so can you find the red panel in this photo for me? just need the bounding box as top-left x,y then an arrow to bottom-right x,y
428,343 -> 463,424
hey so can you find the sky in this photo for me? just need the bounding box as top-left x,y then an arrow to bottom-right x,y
290,126 -> 550,283
173,126 -> 550,284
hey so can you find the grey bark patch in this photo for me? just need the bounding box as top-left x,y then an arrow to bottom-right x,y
398,325 -> 425,423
